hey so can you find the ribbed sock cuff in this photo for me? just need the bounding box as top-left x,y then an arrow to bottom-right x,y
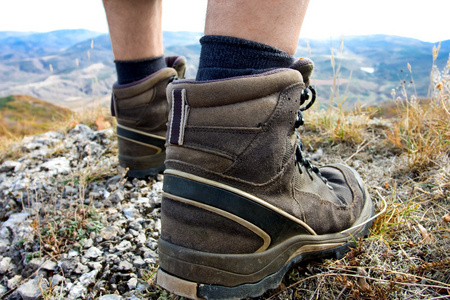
196,35 -> 295,81
115,56 -> 166,84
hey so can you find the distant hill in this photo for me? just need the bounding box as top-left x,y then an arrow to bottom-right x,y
0,95 -> 72,137
0,30 -> 448,110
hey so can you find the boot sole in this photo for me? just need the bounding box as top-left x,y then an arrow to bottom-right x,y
116,124 -> 166,178
157,171 -> 374,300
119,153 -> 166,178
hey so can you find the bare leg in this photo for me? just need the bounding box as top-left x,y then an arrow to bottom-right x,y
205,0 -> 310,55
102,0 -> 163,60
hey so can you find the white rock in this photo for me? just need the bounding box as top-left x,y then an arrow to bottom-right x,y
98,295 -> 123,300
87,261 -> 103,271
0,257 -> 14,274
100,226 -> 119,240
0,284 -> 7,295
68,283 -> 86,300
115,240 -> 132,252
7,275 -> 22,289
17,277 -> 47,300
118,260 -> 133,271
0,161 -> 22,173
136,232 -> 146,245
41,260 -> 58,271
132,256 -> 145,267
1,212 -> 29,228
83,238 -> 94,249
155,219 -> 161,233
122,206 -> 136,219
50,274 -> 65,287
84,246 -> 103,259
79,270 -> 98,285
41,157 -> 70,175
69,124 -> 93,137
127,277 -> 138,290
68,250 -> 79,258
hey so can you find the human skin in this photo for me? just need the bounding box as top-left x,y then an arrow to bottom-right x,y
103,0 -> 310,60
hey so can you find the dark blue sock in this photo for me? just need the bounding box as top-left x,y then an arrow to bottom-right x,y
196,35 -> 295,81
115,56 -> 166,84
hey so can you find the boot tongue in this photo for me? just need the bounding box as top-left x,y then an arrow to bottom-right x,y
290,58 -> 314,87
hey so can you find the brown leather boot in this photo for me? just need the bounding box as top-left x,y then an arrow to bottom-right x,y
157,58 -> 374,299
111,56 -> 186,178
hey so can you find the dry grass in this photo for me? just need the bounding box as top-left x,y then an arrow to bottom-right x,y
385,44 -> 450,172
0,102 -> 113,164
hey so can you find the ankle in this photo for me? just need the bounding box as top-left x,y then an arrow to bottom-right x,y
115,55 -> 166,84
196,35 -> 295,81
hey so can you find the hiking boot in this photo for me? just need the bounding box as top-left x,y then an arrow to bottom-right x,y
157,58 -> 374,299
111,56 -> 186,178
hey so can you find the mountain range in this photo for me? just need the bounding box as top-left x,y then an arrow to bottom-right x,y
0,29 -> 448,110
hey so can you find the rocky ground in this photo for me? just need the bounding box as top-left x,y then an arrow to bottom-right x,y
0,125 -> 165,299
0,120 -> 448,299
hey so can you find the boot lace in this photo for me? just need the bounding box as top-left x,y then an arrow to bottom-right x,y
294,86 -> 333,189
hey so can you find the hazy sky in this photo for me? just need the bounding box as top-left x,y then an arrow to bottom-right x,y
0,0 -> 449,43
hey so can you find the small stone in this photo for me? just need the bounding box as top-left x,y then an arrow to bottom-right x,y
17,277 -> 47,300
0,256 -> 14,274
143,249 -> 158,260
68,283 -> 86,300
59,258 -> 77,274
127,277 -> 138,290
100,226 -> 120,240
98,295 -> 123,300
145,237 -> 158,250
87,261 -> 103,271
41,260 -> 58,271
64,185 -> 77,195
7,275 -> 22,289
136,197 -> 150,204
69,124 -> 93,137
0,239 -> 10,253
21,142 -> 42,152
106,254 -> 119,265
129,229 -> 139,237
0,284 -> 7,295
79,270 -> 98,285
153,181 -> 163,193
136,233 -> 146,245
115,240 -> 132,252
50,274 -> 65,287
2,212 -> 29,228
84,246 -> 103,259
83,238 -> 94,249
110,190 -> 125,204
132,256 -> 145,268
23,258 -> 44,277
0,161 -> 22,173
68,249 -> 79,258
74,262 -> 90,274
41,157 -> 71,175
118,260 -> 133,271
122,206 -> 136,219
154,219 -> 161,233
89,191 -> 101,200
128,221 -> 143,231
106,174 -> 123,187
0,227 -> 10,239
